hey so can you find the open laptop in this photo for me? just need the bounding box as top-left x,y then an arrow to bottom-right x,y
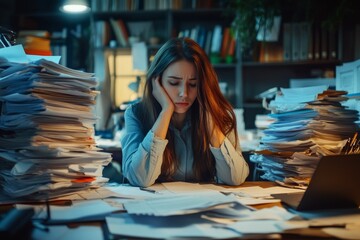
271,154 -> 360,211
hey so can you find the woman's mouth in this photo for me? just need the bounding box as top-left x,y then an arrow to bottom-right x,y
175,102 -> 190,107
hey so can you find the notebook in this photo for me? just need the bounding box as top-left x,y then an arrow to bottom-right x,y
271,154 -> 360,211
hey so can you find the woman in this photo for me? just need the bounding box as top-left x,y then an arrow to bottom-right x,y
121,37 -> 249,187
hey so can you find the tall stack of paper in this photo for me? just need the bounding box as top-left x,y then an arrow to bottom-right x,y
0,58 -> 112,200
250,85 -> 359,185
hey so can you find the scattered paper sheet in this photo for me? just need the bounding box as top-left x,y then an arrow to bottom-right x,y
124,191 -> 239,216
0,44 -> 60,63
16,199 -> 120,221
162,181 -> 213,193
106,213 -> 240,239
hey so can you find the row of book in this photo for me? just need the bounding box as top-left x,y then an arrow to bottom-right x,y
95,19 -> 237,64
91,0 -> 224,12
178,25 -> 236,61
258,21 -> 340,63
95,19 -> 154,48
283,22 -> 338,62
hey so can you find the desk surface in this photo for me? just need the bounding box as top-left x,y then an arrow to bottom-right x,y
1,181 -> 355,240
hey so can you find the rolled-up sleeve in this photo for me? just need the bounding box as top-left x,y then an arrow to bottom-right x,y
210,131 -> 249,186
121,106 -> 168,187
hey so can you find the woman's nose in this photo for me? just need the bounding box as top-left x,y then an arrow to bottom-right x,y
179,84 -> 188,97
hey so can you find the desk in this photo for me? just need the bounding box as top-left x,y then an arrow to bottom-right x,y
1,181 -> 356,240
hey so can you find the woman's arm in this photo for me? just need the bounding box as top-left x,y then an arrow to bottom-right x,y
210,130 -> 250,186
121,106 -> 168,187
206,111 -> 249,185
121,77 -> 174,187
151,77 -> 174,138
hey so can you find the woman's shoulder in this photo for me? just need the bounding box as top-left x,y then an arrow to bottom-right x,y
125,101 -> 140,115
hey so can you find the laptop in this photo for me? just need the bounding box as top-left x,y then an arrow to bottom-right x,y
271,154 -> 360,211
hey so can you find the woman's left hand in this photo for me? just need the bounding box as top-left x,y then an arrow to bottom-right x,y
206,112 -> 225,148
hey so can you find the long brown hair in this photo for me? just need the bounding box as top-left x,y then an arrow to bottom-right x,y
133,37 -> 238,182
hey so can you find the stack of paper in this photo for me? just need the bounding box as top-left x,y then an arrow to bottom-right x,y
0,58 -> 112,199
251,86 -> 359,184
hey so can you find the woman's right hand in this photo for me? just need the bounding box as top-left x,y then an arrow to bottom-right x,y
152,76 -> 174,114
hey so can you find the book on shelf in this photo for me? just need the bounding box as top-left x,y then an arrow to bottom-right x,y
226,36 -> 236,58
220,27 -> 237,61
320,27 -> 328,59
197,26 -> 207,50
17,34 -> 52,56
109,18 -> 129,48
51,28 -> 67,66
306,23 -> 314,60
291,22 -> 301,61
313,22 -> 321,60
18,30 -> 51,38
282,22 -> 292,61
204,29 -> 212,56
94,20 -> 111,47
210,24 -> 222,54
299,22 -> 313,60
220,27 -> 230,59
190,25 -> 199,44
328,28 -> 338,59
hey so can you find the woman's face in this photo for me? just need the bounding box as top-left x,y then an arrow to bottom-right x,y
161,60 -> 198,114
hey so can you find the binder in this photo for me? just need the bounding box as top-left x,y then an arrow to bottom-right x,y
282,23 -> 292,61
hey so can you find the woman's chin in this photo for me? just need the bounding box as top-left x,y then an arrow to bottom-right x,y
174,108 -> 189,114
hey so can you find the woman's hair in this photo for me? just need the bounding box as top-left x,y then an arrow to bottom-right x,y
134,37 -> 238,182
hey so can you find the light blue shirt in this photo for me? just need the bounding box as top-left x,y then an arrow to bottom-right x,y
121,104 -> 249,187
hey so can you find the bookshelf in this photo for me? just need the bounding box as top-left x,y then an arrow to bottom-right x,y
10,0 -> 360,130
234,0 -> 360,129
91,5 -> 241,129
92,5 -> 242,110
13,7 -> 91,71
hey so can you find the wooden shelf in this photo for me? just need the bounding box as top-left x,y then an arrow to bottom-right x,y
242,59 -> 341,67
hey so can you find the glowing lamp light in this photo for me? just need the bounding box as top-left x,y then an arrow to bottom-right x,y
60,0 -> 90,13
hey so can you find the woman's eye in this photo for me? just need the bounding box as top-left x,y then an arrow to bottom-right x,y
169,82 -> 179,86
189,83 -> 197,88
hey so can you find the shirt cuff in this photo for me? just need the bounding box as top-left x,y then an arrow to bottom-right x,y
210,137 -> 238,161
141,130 -> 168,153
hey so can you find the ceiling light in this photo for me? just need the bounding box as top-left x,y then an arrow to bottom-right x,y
60,0 -> 90,13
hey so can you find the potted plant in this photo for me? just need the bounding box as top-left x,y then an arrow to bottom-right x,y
227,0 -> 281,61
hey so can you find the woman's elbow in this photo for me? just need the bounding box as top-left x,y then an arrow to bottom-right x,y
125,170 -> 155,187
230,166 -> 250,186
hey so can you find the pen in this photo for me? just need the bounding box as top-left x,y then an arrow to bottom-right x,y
32,221 -> 49,232
46,198 -> 51,222
309,223 -> 346,228
140,187 -> 157,194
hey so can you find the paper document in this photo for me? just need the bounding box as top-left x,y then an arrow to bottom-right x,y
124,191 -> 239,216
